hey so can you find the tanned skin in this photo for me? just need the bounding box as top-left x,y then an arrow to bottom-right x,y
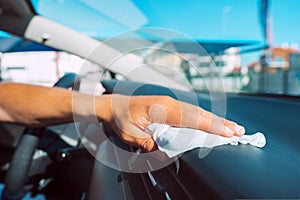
0,82 -> 245,152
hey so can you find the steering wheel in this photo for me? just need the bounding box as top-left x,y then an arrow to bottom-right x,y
2,73 -> 79,200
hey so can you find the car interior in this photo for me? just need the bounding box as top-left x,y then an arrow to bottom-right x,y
0,0 -> 299,199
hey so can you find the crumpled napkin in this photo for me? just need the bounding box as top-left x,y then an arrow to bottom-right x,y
146,123 -> 266,158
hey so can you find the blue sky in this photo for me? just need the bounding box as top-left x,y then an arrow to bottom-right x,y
132,0 -> 261,40
30,0 -> 300,47
271,0 -> 300,46
0,0 -> 297,48
132,0 -> 300,47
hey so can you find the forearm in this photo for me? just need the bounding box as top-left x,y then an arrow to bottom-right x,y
0,82 -> 110,127
0,82 -> 74,127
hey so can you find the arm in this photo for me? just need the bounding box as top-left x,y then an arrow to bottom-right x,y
0,82 -> 75,127
0,82 -> 245,152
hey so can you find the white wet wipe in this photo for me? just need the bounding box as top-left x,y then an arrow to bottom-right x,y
146,123 -> 266,158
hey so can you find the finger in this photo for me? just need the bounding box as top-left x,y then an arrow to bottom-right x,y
199,110 -> 246,137
224,119 -> 245,136
148,103 -> 167,124
165,100 -> 220,133
164,100 -> 245,137
140,137 -> 158,152
130,125 -> 158,152
115,124 -> 158,152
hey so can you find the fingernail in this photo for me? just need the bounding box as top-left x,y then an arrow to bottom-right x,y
234,125 -> 245,135
224,126 -> 234,136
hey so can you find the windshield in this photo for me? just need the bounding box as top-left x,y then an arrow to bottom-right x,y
12,0 -> 300,96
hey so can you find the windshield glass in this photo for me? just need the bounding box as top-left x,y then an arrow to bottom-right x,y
29,0 -> 300,96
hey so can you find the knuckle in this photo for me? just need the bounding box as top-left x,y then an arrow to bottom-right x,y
141,138 -> 155,152
158,95 -> 173,103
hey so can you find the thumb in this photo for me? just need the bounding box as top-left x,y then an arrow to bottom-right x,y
119,124 -> 158,152
132,126 -> 158,152
140,137 -> 158,152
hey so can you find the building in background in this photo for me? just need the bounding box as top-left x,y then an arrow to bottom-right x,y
247,45 -> 300,95
0,51 -> 100,86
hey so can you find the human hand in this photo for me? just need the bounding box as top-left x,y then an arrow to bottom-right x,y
97,94 -> 245,152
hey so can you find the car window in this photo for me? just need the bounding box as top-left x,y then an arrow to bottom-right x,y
20,1 -> 300,96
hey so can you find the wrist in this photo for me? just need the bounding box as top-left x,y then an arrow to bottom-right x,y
94,94 -> 114,123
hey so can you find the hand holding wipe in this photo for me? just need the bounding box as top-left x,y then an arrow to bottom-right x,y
146,123 -> 266,158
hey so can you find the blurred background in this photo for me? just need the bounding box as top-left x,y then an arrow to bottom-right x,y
1,0 -> 300,96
